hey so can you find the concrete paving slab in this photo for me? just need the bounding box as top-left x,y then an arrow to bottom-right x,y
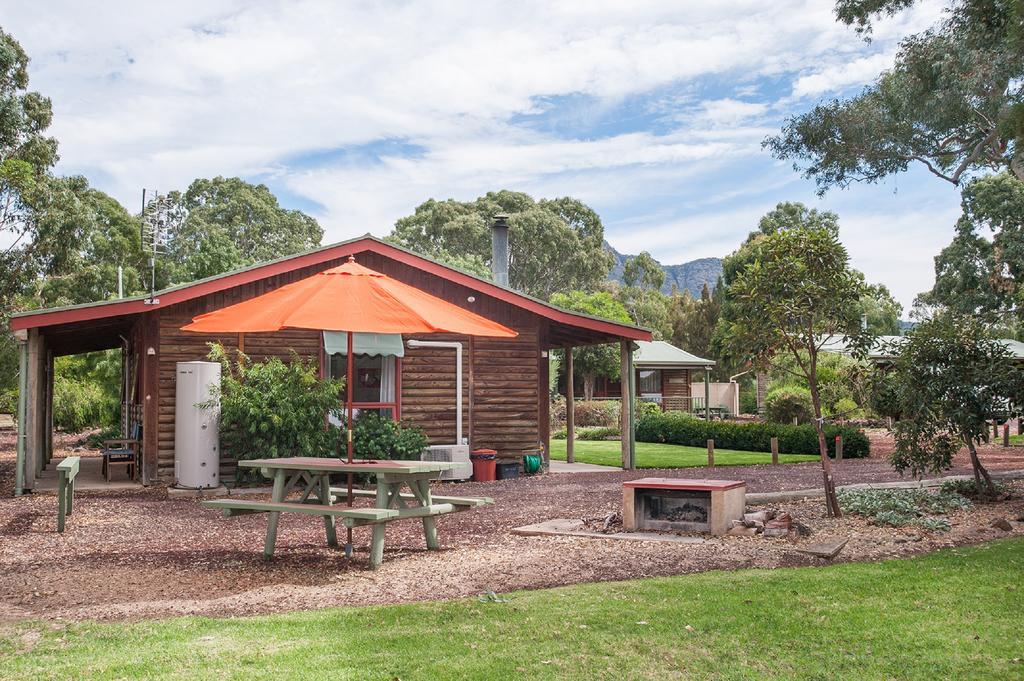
548,460 -> 620,474
512,518 -> 705,544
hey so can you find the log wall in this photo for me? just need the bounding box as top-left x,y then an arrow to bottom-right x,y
154,250 -> 543,480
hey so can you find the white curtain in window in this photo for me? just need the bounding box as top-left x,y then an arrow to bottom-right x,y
379,356 -> 396,403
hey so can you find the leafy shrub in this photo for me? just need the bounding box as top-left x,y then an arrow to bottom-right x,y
52,377 -> 118,431
940,478 -> 1011,499
83,424 -> 121,449
635,410 -> 869,458
207,345 -> 343,476
571,400 -> 620,427
764,386 -> 813,424
635,400 -> 662,421
739,387 -> 758,415
0,388 -> 16,417
549,396 -> 566,427
352,411 -> 429,460
831,397 -> 861,419
838,488 -> 970,530
552,425 -> 620,440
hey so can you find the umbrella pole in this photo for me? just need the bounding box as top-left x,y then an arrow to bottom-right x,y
345,331 -> 355,555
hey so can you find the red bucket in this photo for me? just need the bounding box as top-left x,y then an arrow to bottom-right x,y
470,449 -> 497,482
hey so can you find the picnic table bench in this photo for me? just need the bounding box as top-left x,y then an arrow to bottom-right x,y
56,456 -> 80,533
201,457 -> 493,569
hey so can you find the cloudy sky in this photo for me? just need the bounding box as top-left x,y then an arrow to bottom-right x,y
4,1 -> 961,309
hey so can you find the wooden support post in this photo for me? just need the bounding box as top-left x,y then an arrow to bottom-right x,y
141,312 -> 160,485
835,435 -> 843,462
993,420 -> 999,439
770,437 -> 779,465
14,335 -> 28,496
707,439 -> 715,467
1003,423 -> 1010,447
1019,417 -> 1023,436
704,367 -> 711,422
566,346 -> 575,464
620,341 -> 635,470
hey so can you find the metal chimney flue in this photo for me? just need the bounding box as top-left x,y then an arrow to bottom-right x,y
491,214 -> 509,287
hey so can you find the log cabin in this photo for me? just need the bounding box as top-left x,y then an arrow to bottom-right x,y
10,232 -> 651,493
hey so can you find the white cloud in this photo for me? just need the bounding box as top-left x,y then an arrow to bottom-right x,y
1,0 -> 954,309
791,52 -> 896,98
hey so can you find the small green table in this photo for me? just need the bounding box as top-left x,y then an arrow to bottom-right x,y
203,457 -> 491,568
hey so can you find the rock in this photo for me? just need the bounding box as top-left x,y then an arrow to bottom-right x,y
743,520 -> 765,531
793,521 -> 813,537
728,525 -> 758,537
743,511 -> 768,524
991,518 -> 1013,532
763,527 -> 789,538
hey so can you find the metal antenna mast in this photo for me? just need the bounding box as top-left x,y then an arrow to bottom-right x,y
141,190 -> 171,305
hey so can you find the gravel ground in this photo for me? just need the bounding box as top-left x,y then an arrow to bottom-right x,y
1,427 -> 1022,622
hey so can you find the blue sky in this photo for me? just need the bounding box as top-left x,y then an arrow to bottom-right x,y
3,0 -> 961,309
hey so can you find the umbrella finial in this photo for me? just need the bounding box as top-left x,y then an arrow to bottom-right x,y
347,254 -> 356,262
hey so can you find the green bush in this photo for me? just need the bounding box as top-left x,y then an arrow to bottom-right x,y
571,400 -> 620,427
352,411 -> 429,460
739,387 -> 758,415
764,386 -> 813,424
208,345 -> 343,474
552,425 -> 620,440
635,410 -> 870,458
831,397 -> 861,419
635,400 -> 662,421
0,388 -> 16,417
52,377 -> 118,432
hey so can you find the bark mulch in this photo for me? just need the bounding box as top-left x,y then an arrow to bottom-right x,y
1,427 -> 1022,622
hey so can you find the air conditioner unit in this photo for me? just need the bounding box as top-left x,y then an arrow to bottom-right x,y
422,444 -> 472,481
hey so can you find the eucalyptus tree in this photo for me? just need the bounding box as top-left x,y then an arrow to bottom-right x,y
389,190 -> 613,300
767,0 -> 1024,192
717,222 -> 874,517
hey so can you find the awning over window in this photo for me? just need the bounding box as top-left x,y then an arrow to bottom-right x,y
323,331 -> 405,357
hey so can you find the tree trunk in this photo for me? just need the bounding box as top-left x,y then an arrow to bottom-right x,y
583,374 -> 596,401
966,439 -> 997,499
808,372 -> 842,518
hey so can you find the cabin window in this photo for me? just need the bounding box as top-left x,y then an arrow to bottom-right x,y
328,353 -> 400,420
638,369 -> 662,396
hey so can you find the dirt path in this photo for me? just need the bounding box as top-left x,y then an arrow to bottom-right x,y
1,428 -> 1022,622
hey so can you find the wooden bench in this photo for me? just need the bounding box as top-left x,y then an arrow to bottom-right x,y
334,487 -> 493,508
56,456 -> 80,533
201,499 -> 398,523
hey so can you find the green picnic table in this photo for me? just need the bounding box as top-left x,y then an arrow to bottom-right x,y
201,457 -> 492,569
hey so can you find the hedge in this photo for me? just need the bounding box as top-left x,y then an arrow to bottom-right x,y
551,425 -> 620,441
635,411 -> 869,458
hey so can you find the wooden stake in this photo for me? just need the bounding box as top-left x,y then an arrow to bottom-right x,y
770,436 -> 779,465
707,439 -> 715,467
1003,423 -> 1010,447
566,346 -> 575,464
835,435 -> 843,462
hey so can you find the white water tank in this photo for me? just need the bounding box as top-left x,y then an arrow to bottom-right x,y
174,361 -> 221,489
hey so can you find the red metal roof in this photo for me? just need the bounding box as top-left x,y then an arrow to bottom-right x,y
622,478 -> 747,491
11,235 -> 651,342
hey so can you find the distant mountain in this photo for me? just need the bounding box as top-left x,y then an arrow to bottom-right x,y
606,243 -> 723,297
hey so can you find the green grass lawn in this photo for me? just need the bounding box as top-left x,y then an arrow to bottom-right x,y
1008,433 -> 1024,446
2,539 -> 1022,680
549,438 -> 818,468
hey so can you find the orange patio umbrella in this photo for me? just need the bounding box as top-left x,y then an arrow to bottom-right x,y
182,256 -> 517,552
